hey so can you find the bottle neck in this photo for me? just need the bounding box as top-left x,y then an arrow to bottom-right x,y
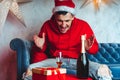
81,39 -> 85,53
81,35 -> 86,53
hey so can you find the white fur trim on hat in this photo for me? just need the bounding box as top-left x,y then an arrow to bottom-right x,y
52,6 -> 76,15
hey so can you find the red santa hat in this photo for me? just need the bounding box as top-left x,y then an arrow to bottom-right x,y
53,0 -> 76,15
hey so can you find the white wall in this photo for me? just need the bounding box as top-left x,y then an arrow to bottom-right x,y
0,0 -> 120,80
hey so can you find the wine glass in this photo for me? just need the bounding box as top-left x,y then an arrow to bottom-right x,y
56,52 -> 63,68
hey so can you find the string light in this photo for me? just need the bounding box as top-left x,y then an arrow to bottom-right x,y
80,0 -> 118,11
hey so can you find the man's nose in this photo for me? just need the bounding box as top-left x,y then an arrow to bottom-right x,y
61,22 -> 66,27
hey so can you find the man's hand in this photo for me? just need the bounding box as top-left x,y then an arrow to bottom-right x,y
22,69 -> 32,79
85,35 -> 95,50
33,33 -> 45,49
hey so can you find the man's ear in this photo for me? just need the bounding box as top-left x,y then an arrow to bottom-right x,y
71,13 -> 75,20
71,16 -> 74,20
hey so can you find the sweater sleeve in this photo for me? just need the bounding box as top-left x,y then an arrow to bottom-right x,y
31,22 -> 49,63
81,20 -> 99,54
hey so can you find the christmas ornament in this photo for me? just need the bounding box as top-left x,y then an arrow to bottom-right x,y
0,0 -> 32,34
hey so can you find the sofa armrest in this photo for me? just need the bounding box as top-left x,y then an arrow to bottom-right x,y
10,38 -> 33,80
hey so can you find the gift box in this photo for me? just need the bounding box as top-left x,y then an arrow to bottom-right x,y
32,67 -> 66,80
66,74 -> 93,80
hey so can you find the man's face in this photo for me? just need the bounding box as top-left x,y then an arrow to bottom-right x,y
55,13 -> 74,33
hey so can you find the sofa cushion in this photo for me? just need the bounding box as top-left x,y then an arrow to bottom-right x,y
87,43 -> 120,64
108,64 -> 120,79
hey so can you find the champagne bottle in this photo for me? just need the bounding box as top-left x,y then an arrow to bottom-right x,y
77,35 -> 89,79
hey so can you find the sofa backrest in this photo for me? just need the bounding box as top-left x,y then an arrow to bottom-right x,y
87,43 -> 120,64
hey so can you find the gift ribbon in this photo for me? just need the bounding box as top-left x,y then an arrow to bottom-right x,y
40,67 -> 66,80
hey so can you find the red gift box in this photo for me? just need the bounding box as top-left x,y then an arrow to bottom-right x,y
32,67 -> 66,80
66,74 -> 93,80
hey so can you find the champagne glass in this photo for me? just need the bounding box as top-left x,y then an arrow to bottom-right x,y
56,52 -> 63,68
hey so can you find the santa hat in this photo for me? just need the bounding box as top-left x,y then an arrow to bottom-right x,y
53,0 -> 76,15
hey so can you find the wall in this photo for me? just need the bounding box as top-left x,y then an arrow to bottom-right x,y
0,0 -> 120,80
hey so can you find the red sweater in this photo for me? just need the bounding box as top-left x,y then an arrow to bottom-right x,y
32,17 -> 98,63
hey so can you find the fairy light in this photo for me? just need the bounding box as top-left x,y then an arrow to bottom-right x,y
80,0 -> 118,12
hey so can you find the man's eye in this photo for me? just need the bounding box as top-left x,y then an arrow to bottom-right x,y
66,20 -> 70,22
57,20 -> 62,22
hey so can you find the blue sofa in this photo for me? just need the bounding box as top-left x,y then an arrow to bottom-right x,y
10,38 -> 120,80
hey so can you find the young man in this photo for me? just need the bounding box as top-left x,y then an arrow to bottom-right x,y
23,0 -> 112,80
